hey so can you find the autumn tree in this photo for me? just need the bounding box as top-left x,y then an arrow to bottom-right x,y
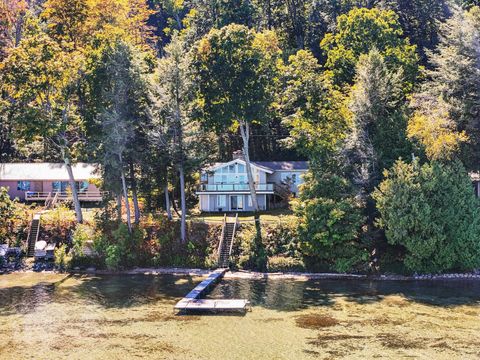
1,18 -> 85,223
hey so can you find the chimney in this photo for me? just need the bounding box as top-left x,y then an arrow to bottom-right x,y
232,150 -> 244,160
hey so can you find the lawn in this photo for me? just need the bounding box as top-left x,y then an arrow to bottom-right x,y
187,208 -> 295,223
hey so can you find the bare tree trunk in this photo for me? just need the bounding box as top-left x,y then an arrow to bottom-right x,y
129,163 -> 140,224
116,193 -> 122,221
164,184 -> 172,220
119,154 -> 132,233
239,120 -> 259,212
63,154 -> 83,223
178,164 -> 187,243
170,189 -> 181,217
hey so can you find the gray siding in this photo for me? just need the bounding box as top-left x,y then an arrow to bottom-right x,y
267,170 -> 306,195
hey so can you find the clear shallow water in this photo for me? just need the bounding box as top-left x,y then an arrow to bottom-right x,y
1,273 -> 479,359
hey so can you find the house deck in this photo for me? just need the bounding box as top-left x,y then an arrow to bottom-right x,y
25,191 -> 105,202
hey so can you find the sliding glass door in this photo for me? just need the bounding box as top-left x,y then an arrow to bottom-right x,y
230,195 -> 244,211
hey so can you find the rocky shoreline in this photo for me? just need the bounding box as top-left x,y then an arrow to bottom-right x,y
71,267 -> 480,281
3,265 -> 480,281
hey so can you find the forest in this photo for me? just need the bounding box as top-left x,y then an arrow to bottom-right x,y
1,0 -> 480,274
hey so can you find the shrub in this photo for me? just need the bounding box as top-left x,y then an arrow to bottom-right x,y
264,216 -> 302,258
268,256 -> 305,272
105,244 -> 121,270
54,244 -> 71,270
0,187 -> 19,245
294,168 -> 369,273
71,223 -> 95,256
374,160 -> 480,273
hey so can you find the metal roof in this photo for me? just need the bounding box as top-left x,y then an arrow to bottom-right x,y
0,163 -> 100,181
253,161 -> 309,171
204,160 -> 308,173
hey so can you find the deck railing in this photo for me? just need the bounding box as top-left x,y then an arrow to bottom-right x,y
25,191 -> 106,202
197,183 -> 275,192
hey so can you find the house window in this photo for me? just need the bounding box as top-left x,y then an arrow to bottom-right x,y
237,164 -> 245,173
77,181 -> 89,193
248,195 -> 252,207
217,195 -> 227,209
52,181 -> 69,192
292,174 -> 297,184
17,181 -> 31,191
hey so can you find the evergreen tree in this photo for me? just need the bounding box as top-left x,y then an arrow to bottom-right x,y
96,40 -> 151,232
409,6 -> 480,167
345,49 -> 411,199
374,160 -> 480,273
152,33 -> 210,242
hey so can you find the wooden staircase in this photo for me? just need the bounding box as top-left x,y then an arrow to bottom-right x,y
44,192 -> 60,210
27,213 -> 42,257
217,213 -> 238,268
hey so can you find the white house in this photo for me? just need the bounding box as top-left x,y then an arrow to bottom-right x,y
196,155 -> 308,212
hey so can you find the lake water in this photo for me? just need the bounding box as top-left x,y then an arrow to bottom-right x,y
0,273 -> 479,359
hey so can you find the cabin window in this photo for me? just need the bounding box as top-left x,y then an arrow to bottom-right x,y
52,181 -> 69,192
17,181 -> 31,191
237,164 -> 245,173
77,181 -> 89,192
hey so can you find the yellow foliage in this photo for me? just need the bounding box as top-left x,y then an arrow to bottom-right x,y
408,111 -> 468,161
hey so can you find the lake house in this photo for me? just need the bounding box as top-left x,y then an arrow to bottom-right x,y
0,163 -> 103,202
196,155 -> 308,212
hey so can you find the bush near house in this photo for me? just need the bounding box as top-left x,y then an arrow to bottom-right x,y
374,160 -> 480,274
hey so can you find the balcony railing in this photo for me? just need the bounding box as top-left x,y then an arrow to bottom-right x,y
25,191 -> 106,202
197,183 -> 275,192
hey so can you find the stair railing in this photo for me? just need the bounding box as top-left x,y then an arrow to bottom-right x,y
227,213 -> 239,263
44,192 -> 52,209
51,192 -> 59,208
33,215 -> 41,247
217,213 -> 227,266
26,213 -> 33,253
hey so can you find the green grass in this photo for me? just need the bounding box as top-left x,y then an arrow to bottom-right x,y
187,208 -> 295,223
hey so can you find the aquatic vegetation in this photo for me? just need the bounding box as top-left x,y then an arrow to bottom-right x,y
295,314 -> 339,329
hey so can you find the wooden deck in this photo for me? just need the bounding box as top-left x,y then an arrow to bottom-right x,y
25,191 -> 105,202
175,268 -> 250,313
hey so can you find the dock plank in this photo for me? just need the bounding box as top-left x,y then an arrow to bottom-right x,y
175,299 -> 249,312
175,268 -> 249,313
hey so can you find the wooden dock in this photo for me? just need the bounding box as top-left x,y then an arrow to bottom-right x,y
175,268 -> 250,313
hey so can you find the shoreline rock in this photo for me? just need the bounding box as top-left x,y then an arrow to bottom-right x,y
4,266 -> 480,281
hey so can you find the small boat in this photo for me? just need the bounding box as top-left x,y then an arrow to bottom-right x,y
34,240 -> 47,259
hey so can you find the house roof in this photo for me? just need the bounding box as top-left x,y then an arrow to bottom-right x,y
253,161 -> 309,171
0,163 -> 100,181
206,160 -> 274,174
204,160 -> 308,173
